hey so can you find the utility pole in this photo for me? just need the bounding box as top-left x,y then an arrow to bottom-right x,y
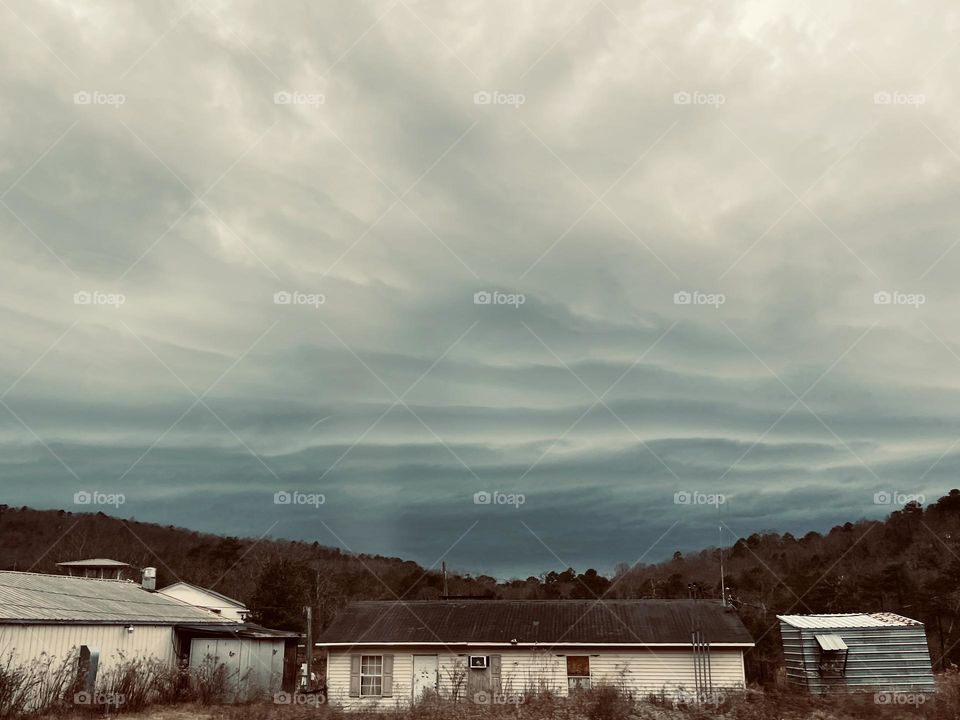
719,524 -> 726,606
442,561 -> 449,597
304,606 -> 313,691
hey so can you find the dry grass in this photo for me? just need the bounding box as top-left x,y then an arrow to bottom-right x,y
35,672 -> 960,720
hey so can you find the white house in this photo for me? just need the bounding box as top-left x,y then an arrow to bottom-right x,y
315,599 -> 754,709
0,570 -> 295,707
159,582 -> 249,622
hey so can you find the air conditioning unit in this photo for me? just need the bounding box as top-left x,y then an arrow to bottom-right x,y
469,655 -> 489,669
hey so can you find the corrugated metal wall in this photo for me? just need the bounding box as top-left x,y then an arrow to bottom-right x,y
326,646 -> 746,709
188,636 -> 286,702
0,624 -> 178,672
0,624 -> 179,709
779,621 -> 935,694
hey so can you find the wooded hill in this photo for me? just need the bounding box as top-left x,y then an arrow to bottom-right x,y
3,491 -> 960,686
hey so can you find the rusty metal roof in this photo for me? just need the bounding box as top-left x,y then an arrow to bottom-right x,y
0,571 -> 225,625
316,600 -> 754,646
777,613 -> 924,629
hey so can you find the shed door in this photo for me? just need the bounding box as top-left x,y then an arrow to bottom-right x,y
412,655 -> 438,701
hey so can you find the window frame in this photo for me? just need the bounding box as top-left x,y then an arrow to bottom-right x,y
566,655 -> 591,691
359,654 -> 384,697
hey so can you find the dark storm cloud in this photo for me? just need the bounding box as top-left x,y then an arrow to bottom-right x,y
1,0 -> 959,577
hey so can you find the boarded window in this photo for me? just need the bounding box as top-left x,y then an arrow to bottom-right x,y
360,655 -> 383,696
566,656 -> 590,691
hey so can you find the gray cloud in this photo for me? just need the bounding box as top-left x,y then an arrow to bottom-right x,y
1,0 -> 959,577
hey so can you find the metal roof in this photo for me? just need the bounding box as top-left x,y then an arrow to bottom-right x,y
56,559 -> 132,567
778,613 -> 924,629
316,600 -> 755,646
0,571 -> 225,625
814,634 -> 848,651
175,623 -> 299,639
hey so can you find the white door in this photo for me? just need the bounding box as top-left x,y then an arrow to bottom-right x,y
412,655 -> 438,700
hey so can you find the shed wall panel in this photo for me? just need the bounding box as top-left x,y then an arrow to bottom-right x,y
778,622 -> 934,694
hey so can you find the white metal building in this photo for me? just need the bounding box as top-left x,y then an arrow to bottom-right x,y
316,600 -> 754,710
159,582 -> 249,622
0,570 -> 295,705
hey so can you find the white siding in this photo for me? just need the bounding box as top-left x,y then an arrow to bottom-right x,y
325,646 -> 746,709
0,624 -> 178,673
0,624 -> 179,708
159,586 -> 247,622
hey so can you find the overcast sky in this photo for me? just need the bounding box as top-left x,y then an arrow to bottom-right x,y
1,0 -> 958,578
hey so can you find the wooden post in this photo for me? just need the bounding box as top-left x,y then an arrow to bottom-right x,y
305,606 -> 313,691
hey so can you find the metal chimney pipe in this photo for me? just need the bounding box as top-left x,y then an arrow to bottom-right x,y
142,567 -> 157,592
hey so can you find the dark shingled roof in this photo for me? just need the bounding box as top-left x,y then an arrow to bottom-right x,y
316,600 -> 754,646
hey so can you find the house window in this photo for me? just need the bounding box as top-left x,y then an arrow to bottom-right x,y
566,655 -> 590,691
360,655 -> 383,696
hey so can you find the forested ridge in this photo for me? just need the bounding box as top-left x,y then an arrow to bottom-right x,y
3,491 -> 960,685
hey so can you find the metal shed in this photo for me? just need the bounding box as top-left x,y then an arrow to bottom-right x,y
777,613 -> 935,694
178,623 -> 299,702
